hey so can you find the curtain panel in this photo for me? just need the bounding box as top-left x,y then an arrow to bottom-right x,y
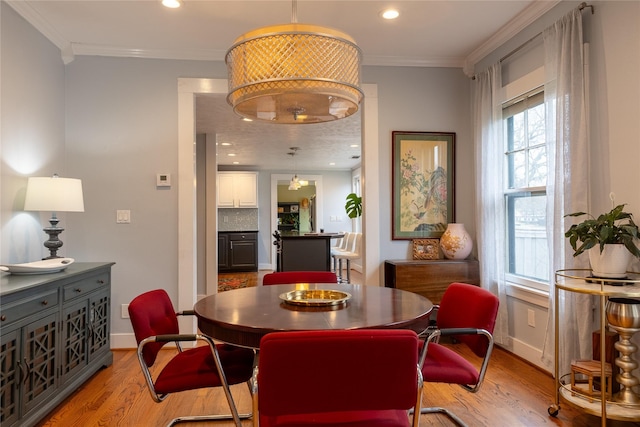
473,5 -> 592,374
473,64 -> 511,348
540,7 -> 592,374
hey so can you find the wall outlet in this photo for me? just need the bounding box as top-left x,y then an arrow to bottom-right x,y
527,309 -> 535,327
121,304 -> 130,319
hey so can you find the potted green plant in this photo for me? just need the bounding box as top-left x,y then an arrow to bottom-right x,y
565,204 -> 640,277
345,193 -> 362,219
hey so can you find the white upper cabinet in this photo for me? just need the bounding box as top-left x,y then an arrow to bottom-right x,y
217,172 -> 258,208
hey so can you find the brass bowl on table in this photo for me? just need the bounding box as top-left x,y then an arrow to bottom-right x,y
279,289 -> 351,307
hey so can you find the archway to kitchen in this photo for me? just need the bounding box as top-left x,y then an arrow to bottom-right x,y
177,79 -> 380,332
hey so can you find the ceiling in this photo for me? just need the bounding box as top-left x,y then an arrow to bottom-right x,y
7,0 -> 558,171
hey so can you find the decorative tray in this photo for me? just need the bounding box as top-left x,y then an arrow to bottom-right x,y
279,289 -> 351,307
0,258 -> 74,275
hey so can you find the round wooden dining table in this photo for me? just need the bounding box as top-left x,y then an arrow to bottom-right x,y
194,283 -> 434,348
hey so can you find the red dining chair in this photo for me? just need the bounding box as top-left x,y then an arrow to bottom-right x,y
128,289 -> 254,426
261,271 -> 338,285
417,282 -> 499,426
252,329 -> 423,427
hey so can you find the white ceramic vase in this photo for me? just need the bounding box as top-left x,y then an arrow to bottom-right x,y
440,223 -> 473,260
588,244 -> 632,278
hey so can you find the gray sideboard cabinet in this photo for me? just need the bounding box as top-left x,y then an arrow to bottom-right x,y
0,262 -> 114,427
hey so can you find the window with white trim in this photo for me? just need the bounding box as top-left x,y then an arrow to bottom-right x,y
503,89 -> 549,291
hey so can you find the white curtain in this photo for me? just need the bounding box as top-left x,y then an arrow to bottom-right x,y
540,8 -> 592,374
473,63 -> 511,347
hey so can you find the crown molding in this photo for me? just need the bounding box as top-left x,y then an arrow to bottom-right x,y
463,0 -> 561,76
70,45 -> 466,69
8,0 -> 560,70
70,43 -> 227,62
6,1 -> 70,50
362,55 -> 465,69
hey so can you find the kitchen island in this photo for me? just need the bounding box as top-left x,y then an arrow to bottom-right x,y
277,231 -> 344,272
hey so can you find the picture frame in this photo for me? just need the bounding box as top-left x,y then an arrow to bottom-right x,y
412,238 -> 440,260
392,131 -> 455,240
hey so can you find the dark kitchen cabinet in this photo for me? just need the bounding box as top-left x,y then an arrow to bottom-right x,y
218,232 -> 258,272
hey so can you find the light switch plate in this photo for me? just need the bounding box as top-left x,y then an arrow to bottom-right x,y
116,210 -> 131,224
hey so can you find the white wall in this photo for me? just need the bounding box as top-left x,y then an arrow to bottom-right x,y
362,66 -> 474,262
1,3 -> 67,263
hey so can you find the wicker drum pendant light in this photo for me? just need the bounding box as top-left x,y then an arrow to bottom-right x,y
225,1 -> 363,124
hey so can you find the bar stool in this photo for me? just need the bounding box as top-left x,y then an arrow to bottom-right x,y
331,232 -> 353,274
334,233 -> 361,284
329,232 -> 346,272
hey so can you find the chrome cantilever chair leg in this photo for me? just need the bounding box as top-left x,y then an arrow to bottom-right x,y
168,413 -> 252,427
413,283 -> 499,427
411,407 -> 467,427
129,289 -> 255,427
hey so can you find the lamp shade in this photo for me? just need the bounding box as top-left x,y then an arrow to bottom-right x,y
24,176 -> 85,212
226,23 -> 363,124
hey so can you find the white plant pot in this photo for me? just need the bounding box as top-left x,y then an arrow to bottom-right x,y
588,244 -> 632,278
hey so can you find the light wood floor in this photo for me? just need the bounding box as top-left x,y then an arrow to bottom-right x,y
36,271 -> 640,426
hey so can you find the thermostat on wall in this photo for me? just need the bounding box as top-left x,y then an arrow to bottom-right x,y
157,173 -> 171,187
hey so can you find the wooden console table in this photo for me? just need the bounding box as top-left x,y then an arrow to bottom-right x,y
384,259 -> 480,304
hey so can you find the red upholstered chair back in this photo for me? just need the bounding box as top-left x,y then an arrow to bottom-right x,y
262,271 -> 338,285
128,289 -> 179,367
436,282 -> 499,357
257,329 -> 419,418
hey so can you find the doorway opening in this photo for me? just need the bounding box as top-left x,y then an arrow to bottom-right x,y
177,79 -> 380,334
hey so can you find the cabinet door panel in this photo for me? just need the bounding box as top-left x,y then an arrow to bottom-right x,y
89,290 -> 110,360
60,300 -> 88,384
218,234 -> 230,270
217,173 -> 236,207
235,173 -> 258,207
22,312 -> 58,417
217,172 -> 258,208
0,328 -> 20,426
230,240 -> 257,270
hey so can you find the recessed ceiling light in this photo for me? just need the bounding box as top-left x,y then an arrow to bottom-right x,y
381,9 -> 399,20
220,142 -> 232,146
162,0 -> 182,9
227,153 -> 236,157
242,117 -> 253,122
329,162 -> 336,166
232,161 -> 240,165
350,144 -> 359,148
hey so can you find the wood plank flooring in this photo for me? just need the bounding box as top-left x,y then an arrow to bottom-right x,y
36,271 -> 640,426
36,344 -> 640,427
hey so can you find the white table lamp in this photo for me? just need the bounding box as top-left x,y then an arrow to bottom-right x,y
24,174 -> 84,259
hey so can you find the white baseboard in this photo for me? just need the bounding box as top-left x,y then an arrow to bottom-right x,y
111,333 -> 182,350
111,333 -> 137,349
509,337 -> 549,373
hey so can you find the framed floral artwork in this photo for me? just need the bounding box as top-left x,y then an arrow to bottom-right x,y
392,131 -> 455,239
